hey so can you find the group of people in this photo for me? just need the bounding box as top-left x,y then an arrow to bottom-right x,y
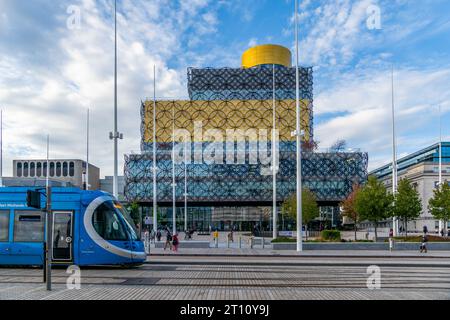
144,228 -> 179,251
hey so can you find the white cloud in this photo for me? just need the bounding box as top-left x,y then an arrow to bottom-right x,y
0,0 -> 223,178
315,66 -> 450,170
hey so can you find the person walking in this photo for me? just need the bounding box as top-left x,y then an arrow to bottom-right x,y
164,228 -> 173,251
149,229 -> 156,244
388,228 -> 394,251
156,229 -> 162,242
172,233 -> 179,252
420,233 -> 428,253
228,230 -> 234,243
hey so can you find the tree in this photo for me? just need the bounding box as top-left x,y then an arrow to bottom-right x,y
393,178 -> 422,236
330,139 -> 347,153
341,184 -> 361,241
281,188 -> 320,240
354,176 -> 393,241
428,181 -> 450,235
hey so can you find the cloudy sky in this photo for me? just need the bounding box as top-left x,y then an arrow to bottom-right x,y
0,0 -> 449,178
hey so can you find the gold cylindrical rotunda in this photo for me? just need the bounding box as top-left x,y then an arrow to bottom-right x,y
241,44 -> 292,69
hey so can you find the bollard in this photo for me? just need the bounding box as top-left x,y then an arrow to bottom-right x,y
239,236 -> 242,249
250,237 -> 254,249
227,237 -> 230,248
262,237 -> 265,249
215,237 -> 218,248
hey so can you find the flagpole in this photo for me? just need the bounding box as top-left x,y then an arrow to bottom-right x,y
391,65 -> 399,236
86,108 -> 90,190
46,135 -> 49,189
295,0 -> 303,252
172,104 -> 176,235
438,104 -> 443,234
0,110 -> 3,187
153,65 -> 158,233
272,64 -> 277,239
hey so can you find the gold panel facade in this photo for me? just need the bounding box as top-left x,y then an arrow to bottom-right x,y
143,99 -> 311,143
242,44 -> 292,69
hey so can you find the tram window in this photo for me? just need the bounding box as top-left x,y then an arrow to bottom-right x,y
92,203 -> 128,241
36,162 -> 42,177
0,211 -> 9,242
13,211 -> 44,242
69,162 -> 75,177
56,162 -> 62,177
63,162 -> 68,177
17,163 -> 22,177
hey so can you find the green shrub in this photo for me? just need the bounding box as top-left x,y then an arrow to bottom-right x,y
321,230 -> 341,241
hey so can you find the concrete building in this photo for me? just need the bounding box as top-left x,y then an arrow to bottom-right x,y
371,142 -> 450,233
13,159 -> 100,190
99,176 -> 125,201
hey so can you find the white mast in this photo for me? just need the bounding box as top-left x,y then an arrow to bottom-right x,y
184,138 -> 188,233
295,0 -> 303,252
272,64 -> 278,239
438,104 -> 443,234
172,104 -> 176,235
391,65 -> 399,236
0,110 -> 3,187
110,0 -> 123,199
153,65 -> 158,233
46,135 -> 49,188
86,108 -> 90,190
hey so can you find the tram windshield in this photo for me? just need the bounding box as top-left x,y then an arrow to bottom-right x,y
92,200 -> 140,241
112,201 -> 140,241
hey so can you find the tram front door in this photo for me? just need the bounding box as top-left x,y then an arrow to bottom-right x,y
52,211 -> 73,263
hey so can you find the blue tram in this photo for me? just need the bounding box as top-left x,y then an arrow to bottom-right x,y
0,187 -> 146,266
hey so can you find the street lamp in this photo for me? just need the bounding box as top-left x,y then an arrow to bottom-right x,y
109,0 -> 123,199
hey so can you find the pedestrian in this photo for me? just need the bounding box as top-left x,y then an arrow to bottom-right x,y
441,229 -> 445,237
228,230 -> 234,243
423,225 -> 428,235
150,229 -> 156,244
156,229 -> 162,242
172,233 -> 179,252
420,233 -> 428,253
164,229 -> 173,251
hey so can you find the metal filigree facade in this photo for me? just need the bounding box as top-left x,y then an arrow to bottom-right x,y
124,63 -> 368,207
124,149 -> 368,204
141,99 -> 312,152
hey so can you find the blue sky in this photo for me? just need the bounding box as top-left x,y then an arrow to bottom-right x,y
0,0 -> 449,177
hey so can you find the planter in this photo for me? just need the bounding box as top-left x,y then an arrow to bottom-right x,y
272,242 -> 450,251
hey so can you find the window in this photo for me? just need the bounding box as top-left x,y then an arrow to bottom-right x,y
0,211 -> 9,242
36,162 -> 42,177
13,211 -> 44,242
50,162 -> 55,177
23,162 -> 29,177
92,202 -> 129,241
43,162 -> 47,177
63,162 -> 68,177
69,162 -> 75,177
56,162 -> 62,177
17,163 -> 22,177
30,162 -> 35,177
